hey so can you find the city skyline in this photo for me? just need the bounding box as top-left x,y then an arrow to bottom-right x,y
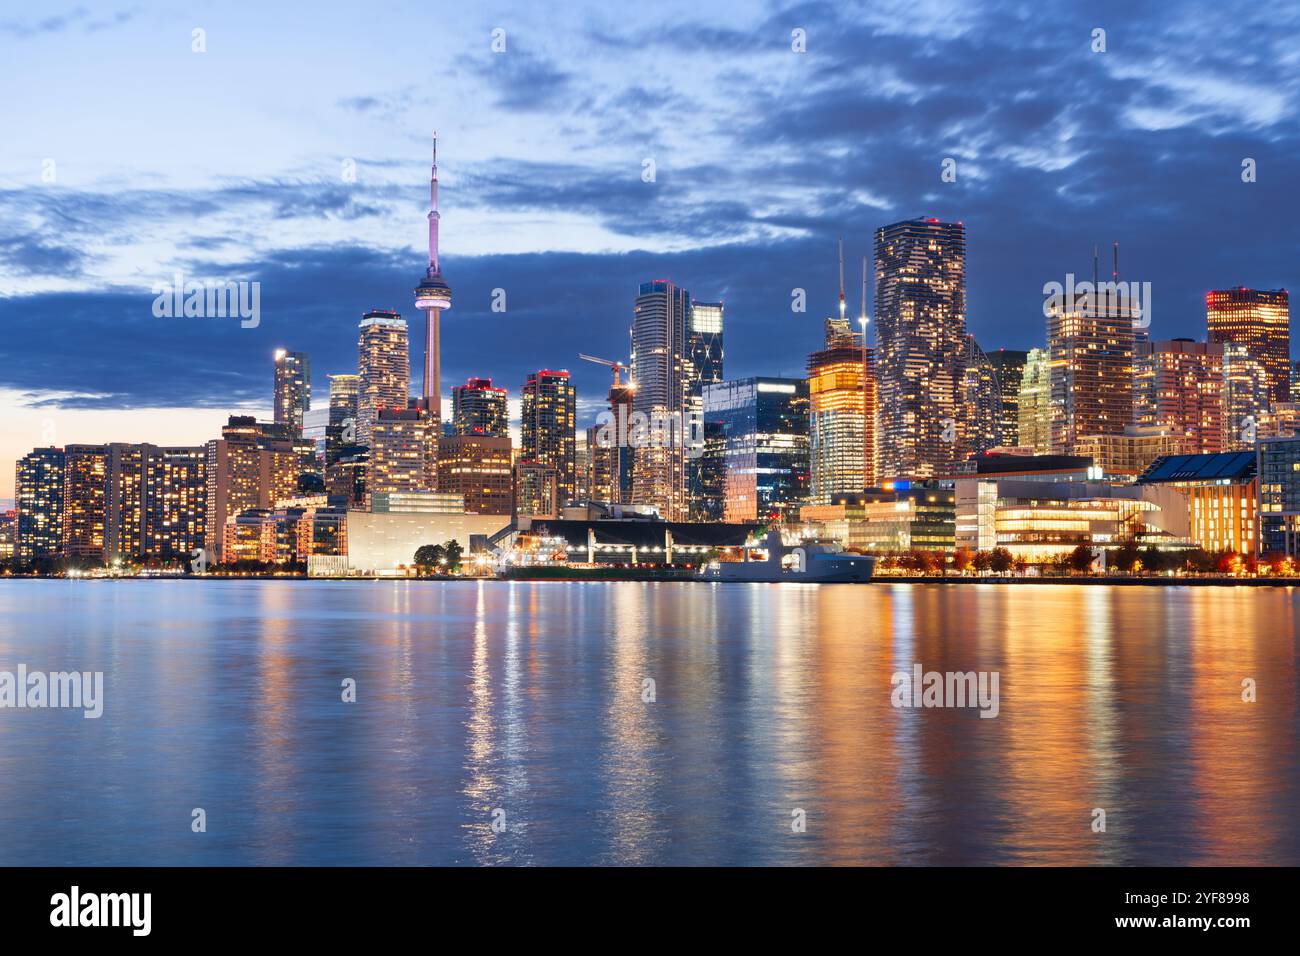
3,0 -> 1298,500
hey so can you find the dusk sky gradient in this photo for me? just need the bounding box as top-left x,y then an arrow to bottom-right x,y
2,0 -> 1299,499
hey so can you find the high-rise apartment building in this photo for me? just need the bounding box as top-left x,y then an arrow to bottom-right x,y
205,417 -> 300,560
631,280 -> 691,519
520,369 -> 576,508
452,378 -> 509,437
1207,288 -> 1290,404
986,349 -> 1028,448
513,460 -> 560,520
15,447 -> 65,564
1134,339 -> 1224,454
587,376 -> 635,506
356,310 -> 410,448
1047,290 -> 1136,455
62,445 -> 108,559
273,350 -> 311,436
369,407 -> 435,498
874,217 -> 967,479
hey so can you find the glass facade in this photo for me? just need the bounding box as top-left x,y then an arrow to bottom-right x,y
702,377 -> 809,523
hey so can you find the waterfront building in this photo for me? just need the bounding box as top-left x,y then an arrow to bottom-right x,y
808,318 -> 872,502
1134,339 -> 1224,454
631,280 -> 691,519
273,350 -> 311,436
800,483 -> 956,554
1017,347 -> 1053,454
451,378 -> 509,437
204,417 -> 300,561
14,447 -> 65,564
143,446 -> 207,561
702,377 -> 809,524
508,515 -> 756,567
520,369 -> 576,507
1137,451 -> 1257,555
62,445 -> 108,559
986,349 -> 1028,448
436,435 -> 513,516
952,476 -> 1188,561
0,510 -> 14,562
1258,436 -> 1300,555
344,509 -> 505,575
356,310 -> 410,448
514,460 -> 560,521
874,217 -> 967,479
1047,289 -> 1136,455
1206,288 -> 1290,404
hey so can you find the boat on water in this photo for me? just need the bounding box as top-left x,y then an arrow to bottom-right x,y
700,531 -> 875,583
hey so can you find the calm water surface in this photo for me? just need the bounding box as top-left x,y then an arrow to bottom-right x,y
0,579 -> 1297,866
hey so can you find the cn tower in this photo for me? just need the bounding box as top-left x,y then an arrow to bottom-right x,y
414,132 -> 452,422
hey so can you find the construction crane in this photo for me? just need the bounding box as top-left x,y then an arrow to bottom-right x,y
578,353 -> 629,389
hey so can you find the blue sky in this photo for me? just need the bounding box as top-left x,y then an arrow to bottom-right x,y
2,0 -> 1298,497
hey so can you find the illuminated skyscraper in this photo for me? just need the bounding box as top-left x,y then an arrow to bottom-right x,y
144,446 -> 207,561
452,378 -> 509,437
1206,288 -> 1290,404
204,417 -> 300,560
273,350 -> 311,436
631,280 -> 691,519
685,300 -> 725,519
1047,289 -> 1136,455
1133,339 -> 1224,454
356,310 -> 410,448
808,318 -> 869,503
514,460 -> 560,520
1017,348 -> 1053,454
325,373 -> 360,465
62,445 -> 108,559
986,349 -> 1027,448
521,369 -> 577,507
587,374 -> 635,506
1222,341 -> 1271,450
15,447 -> 65,564
702,377 -> 809,523
369,407 -> 435,498
959,336 -> 1004,459
874,217 -> 967,479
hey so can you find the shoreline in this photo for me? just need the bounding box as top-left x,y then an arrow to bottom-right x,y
1,572 -> 1296,587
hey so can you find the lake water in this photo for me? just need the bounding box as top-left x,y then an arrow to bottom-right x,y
0,579 -> 1296,866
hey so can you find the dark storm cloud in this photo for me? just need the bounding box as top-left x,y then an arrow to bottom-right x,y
3,0 -> 1299,424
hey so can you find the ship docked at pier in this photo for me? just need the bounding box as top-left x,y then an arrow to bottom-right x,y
701,532 -> 875,583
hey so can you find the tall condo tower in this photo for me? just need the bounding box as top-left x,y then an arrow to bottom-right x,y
413,133 -> 453,423
874,218 -> 967,479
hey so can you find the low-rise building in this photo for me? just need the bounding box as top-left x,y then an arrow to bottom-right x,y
1137,451 -> 1257,555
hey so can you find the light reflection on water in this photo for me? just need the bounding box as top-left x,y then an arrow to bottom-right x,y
0,579 -> 1296,866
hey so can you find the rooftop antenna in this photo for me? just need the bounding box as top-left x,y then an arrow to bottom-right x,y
1093,244 -> 1099,288
1112,241 -> 1119,283
837,238 -> 846,321
859,256 -> 868,323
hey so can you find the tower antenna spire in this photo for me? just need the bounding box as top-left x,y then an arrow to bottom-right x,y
838,238 -> 846,321
414,130 -> 453,422
860,256 -> 868,323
